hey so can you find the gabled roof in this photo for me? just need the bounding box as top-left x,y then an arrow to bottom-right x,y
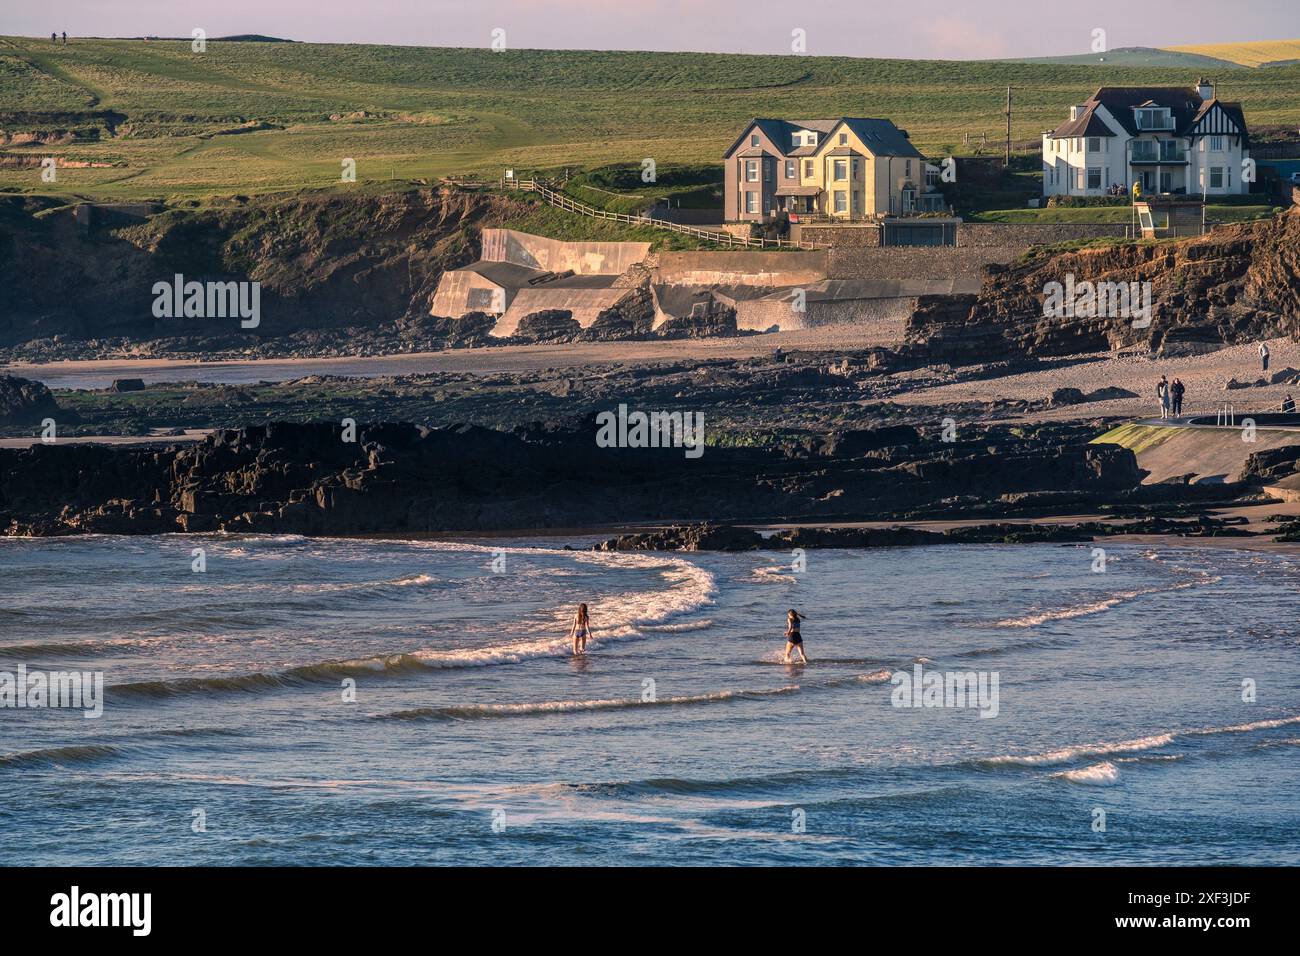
1047,85 -> 1250,142
722,118 -> 838,159
723,117 -> 920,159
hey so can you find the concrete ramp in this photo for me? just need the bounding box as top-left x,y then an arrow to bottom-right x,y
481,229 -> 650,276
1093,422 -> 1300,484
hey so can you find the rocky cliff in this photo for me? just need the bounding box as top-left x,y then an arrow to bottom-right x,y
0,188 -> 532,348
908,208 -> 1300,361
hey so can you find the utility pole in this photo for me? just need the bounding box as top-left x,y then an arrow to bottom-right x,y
1005,85 -> 1012,165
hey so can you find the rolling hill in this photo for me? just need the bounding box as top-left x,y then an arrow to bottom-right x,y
1,35 -> 1298,203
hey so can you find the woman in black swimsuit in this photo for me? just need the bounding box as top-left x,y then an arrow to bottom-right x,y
783,609 -> 808,664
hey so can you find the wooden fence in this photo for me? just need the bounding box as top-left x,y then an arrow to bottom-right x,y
502,178 -> 828,250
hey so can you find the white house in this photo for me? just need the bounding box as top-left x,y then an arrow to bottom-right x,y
1042,79 -> 1250,198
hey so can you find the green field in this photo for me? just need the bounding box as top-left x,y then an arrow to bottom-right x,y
4,35 -> 1300,205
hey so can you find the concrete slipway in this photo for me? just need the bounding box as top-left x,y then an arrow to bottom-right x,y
1094,419 -> 1300,486
430,229 -> 981,340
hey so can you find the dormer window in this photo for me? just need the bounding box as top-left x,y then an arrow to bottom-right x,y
806,132 -> 818,147
1134,107 -> 1173,131
751,134 -> 760,147
838,133 -> 848,145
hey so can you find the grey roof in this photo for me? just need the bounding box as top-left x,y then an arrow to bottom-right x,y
724,117 -> 921,159
1048,86 -> 1250,145
835,118 -> 924,158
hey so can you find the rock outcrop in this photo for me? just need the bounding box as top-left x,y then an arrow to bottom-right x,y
0,375 -> 61,425
908,208 -> 1300,361
1,419 -> 1152,537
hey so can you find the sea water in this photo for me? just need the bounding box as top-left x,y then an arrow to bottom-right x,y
1,535 -> 1297,865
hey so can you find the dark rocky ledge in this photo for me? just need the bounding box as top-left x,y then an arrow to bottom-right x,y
0,418 -> 1267,538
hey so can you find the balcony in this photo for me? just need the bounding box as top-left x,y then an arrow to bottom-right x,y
1129,142 -> 1188,165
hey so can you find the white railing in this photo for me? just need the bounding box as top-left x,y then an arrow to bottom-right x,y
501,179 -> 829,250
1216,404 -> 1236,427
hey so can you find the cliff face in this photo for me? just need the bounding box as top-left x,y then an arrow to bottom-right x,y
907,208 -> 1300,362
0,189 -> 532,347
0,420 -> 1148,537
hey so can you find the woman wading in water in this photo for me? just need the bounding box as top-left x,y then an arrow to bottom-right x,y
569,603 -> 592,656
783,609 -> 809,664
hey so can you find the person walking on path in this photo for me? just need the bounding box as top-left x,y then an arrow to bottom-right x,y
1260,342 -> 1270,373
1171,378 -> 1185,417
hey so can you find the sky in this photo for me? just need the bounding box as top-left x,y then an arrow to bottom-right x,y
2,0 -> 1297,59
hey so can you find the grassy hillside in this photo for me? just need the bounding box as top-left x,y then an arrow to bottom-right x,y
2,36 -> 1299,203
1167,39 -> 1300,68
1012,47 -> 1243,70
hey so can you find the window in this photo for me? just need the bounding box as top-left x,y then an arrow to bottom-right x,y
834,190 -> 847,213
745,160 -> 759,182
750,134 -> 760,147
834,159 -> 847,181
838,132 -> 848,145
1088,137 -> 1101,152
1077,168 -> 1086,190
1135,108 -> 1172,130
745,191 -> 758,214
852,190 -> 861,214
1087,167 -> 1102,190
1210,167 -> 1224,189
905,160 -> 912,176
852,158 -> 860,178
804,159 -> 814,177
806,133 -> 818,147
784,159 -> 795,179
1209,136 -> 1224,152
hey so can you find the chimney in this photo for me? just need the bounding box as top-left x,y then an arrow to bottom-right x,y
1196,77 -> 1215,101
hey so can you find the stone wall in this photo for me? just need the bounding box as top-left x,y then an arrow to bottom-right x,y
826,246 -> 1020,284
654,250 -> 827,286
795,219 -> 1129,249
791,223 -> 882,247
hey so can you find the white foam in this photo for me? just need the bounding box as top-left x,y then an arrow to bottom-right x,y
984,732 -> 1176,766
990,576 -> 1218,628
1054,761 -> 1120,785
391,545 -> 718,667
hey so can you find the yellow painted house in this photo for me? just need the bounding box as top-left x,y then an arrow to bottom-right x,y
723,116 -> 939,222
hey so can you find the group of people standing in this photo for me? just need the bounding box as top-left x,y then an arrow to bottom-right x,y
1155,344 -> 1289,420
1156,375 -> 1186,419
